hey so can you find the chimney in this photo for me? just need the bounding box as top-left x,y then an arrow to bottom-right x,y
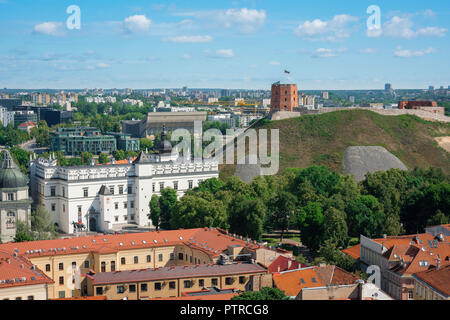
277,265 -> 280,273
287,260 -> 292,269
437,258 -> 441,270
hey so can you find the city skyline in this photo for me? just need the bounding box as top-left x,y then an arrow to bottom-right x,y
0,0 -> 449,90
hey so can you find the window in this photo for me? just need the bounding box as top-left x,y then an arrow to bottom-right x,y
129,285 -> 136,293
173,181 -> 178,190
15,297 -> 22,300
146,255 -> 151,263
115,202 -> 119,210
239,276 -> 246,284
109,186 -> 114,194
408,291 -> 413,300
170,253 -> 174,260
124,202 -> 127,209
50,186 -> 56,197
127,185 -> 132,194
152,183 -> 155,192
199,279 -> 204,287
27,296 -> 34,300
101,262 -> 106,272
58,291 -> 65,298
188,180 -> 193,189
46,264 -> 51,272
62,187 -> 65,198
158,254 -> 163,262
312,277 -> 317,283
72,261 -> 76,269
184,280 -> 192,289
59,276 -> 64,285
121,257 -> 126,265
225,277 -> 233,285
178,253 -> 184,260
159,182 -> 164,190
84,261 -> 89,268
130,215 -> 135,221
130,201 -> 134,209
212,278 -> 218,286
117,286 -> 125,294
111,261 -> 116,272
59,263 -> 64,271
190,256 -> 192,263
96,287 -> 103,295
8,193 -> 14,201
141,283 -> 148,292
51,203 -> 56,211
6,212 -> 15,229
83,188 -> 88,197
115,216 -> 119,222
169,281 -> 176,290
124,215 -> 128,221
134,256 -> 138,264
63,204 -> 65,213
155,282 -> 162,291
119,185 -> 124,194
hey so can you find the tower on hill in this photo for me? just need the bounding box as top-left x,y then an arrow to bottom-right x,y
270,83 -> 298,113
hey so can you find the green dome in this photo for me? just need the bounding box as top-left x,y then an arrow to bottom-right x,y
0,151 -> 29,189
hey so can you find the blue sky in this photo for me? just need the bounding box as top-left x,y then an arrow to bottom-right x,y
0,0 -> 449,90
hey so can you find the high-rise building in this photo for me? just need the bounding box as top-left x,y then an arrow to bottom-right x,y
322,92 -> 329,100
385,83 -> 393,91
31,93 -> 51,105
428,86 -> 435,91
270,83 -> 298,112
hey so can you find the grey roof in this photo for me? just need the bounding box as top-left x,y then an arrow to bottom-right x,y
133,151 -> 153,164
91,263 -> 267,285
98,185 -> 111,195
0,150 -> 29,189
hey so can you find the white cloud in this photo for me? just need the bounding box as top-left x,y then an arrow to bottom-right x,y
96,62 -> 110,68
294,14 -> 358,41
312,48 -> 347,58
359,48 -> 377,54
423,9 -> 436,17
182,54 -> 192,60
394,47 -> 434,58
174,8 -> 266,33
123,15 -> 151,33
165,35 -> 213,43
368,16 -> 447,39
33,22 -> 66,36
206,49 -> 234,58
269,61 -> 280,65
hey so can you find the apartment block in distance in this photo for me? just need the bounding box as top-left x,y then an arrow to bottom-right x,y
270,82 -> 298,112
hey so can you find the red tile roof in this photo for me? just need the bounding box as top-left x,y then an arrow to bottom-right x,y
0,228 -> 262,260
342,244 -> 360,260
152,293 -> 237,300
0,250 -> 54,289
18,121 -> 36,128
413,263 -> 450,297
268,255 -> 306,273
273,265 -> 360,297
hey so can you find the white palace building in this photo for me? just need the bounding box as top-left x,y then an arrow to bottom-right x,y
29,130 -> 219,234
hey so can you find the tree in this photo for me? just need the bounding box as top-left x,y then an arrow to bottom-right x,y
140,138 -> 154,151
229,196 -> 266,240
170,193 -> 229,230
8,147 -> 30,174
426,210 -> 449,228
316,238 -> 359,272
31,205 -> 58,240
296,202 -> 325,251
158,188 -> 178,230
98,152 -> 109,164
30,120 -> 50,147
149,195 -> 162,231
112,149 -> 126,161
231,287 -> 291,300
14,220 -> 34,242
323,207 -> 348,248
346,195 -> 385,238
267,190 -> 297,241
81,152 -> 93,165
195,178 -> 225,194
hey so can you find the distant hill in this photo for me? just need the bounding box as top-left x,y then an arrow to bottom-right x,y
219,110 -> 450,178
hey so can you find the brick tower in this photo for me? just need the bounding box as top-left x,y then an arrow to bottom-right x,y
270,83 -> 298,112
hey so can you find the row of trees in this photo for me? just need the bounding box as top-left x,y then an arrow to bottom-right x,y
148,166 -> 449,271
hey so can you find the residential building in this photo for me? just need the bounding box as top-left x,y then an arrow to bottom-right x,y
105,132 -> 140,152
0,107 -> 15,127
272,265 -> 361,299
144,112 -> 207,136
0,151 -> 32,242
86,262 -> 269,300
17,121 -> 36,133
0,227 -> 289,299
122,99 -> 143,107
343,227 -> 450,300
13,110 -> 38,128
31,93 -> 51,105
0,99 -> 22,109
412,263 -> 450,300
31,129 -> 218,234
50,127 -> 117,155
322,92 -> 329,100
207,114 -> 236,128
270,83 -> 298,112
0,251 -> 54,300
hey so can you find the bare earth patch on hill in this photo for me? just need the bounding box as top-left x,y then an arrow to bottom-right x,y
435,137 -> 450,153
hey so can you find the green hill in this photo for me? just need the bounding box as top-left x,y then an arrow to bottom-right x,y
219,110 -> 450,177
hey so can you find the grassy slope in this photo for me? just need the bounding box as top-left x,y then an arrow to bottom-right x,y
219,110 -> 450,178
